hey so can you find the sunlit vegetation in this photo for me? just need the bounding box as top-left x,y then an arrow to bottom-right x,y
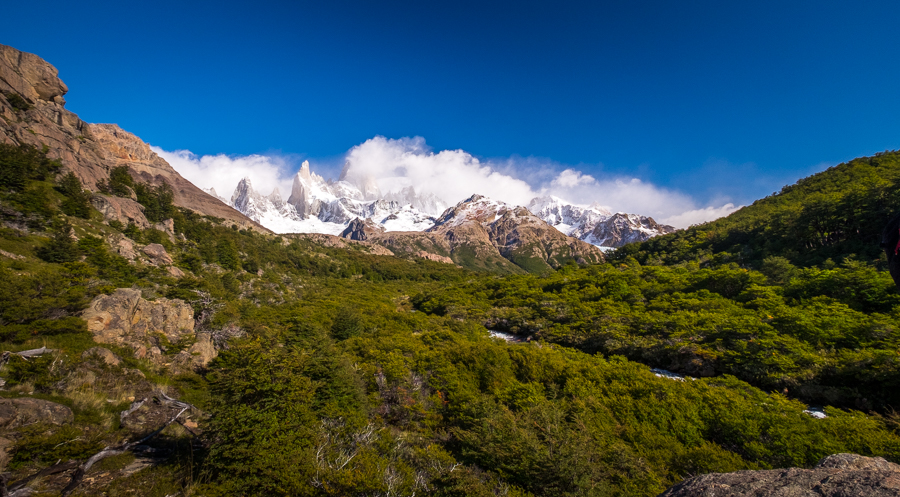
1,144 -> 900,495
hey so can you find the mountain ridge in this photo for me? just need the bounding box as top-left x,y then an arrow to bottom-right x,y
0,43 -> 267,233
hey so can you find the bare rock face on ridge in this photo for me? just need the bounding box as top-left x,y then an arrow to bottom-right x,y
82,288 -> 216,370
0,43 -> 267,233
89,123 -> 268,233
658,453 -> 900,497
362,194 -> 605,273
0,44 -> 108,188
341,217 -> 386,241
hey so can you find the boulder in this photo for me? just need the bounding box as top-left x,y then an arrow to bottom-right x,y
91,193 -> 151,229
658,453 -> 900,497
171,332 -> 217,372
115,237 -> 137,260
81,346 -> 122,367
142,243 -> 173,265
83,288 -> 194,352
82,289 -> 217,369
0,398 -> 73,429
166,266 -> 185,278
0,436 -> 12,470
154,218 -> 175,235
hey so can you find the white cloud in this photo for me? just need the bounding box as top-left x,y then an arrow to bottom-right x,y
343,136 -> 538,206
661,203 -> 743,228
551,169 -> 597,188
155,135 -> 740,229
151,147 -> 296,201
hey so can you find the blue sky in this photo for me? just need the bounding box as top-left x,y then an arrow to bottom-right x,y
5,1 -> 900,223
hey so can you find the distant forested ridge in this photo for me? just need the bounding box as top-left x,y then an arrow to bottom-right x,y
616,150 -> 900,268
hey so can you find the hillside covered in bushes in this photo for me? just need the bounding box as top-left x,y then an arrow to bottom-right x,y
1,134 -> 900,496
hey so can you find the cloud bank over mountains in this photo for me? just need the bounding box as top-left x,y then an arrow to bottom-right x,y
154,136 -> 741,228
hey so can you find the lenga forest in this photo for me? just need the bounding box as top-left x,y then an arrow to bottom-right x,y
3,140 -> 900,496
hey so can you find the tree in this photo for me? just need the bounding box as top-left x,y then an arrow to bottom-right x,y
36,222 -> 79,263
57,172 -> 93,219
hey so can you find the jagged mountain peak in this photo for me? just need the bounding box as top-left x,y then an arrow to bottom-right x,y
268,187 -> 283,205
217,160 -> 675,251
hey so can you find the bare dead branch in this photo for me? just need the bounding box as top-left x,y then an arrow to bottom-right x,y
60,405 -> 190,497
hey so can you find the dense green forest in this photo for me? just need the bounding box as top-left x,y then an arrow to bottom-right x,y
616,150 -> 900,268
1,144 -> 900,496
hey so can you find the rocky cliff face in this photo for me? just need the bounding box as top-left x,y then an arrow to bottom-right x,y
0,44 -> 109,188
341,217 -> 386,241
0,43 -> 265,233
659,453 -> 900,497
89,123 -> 267,232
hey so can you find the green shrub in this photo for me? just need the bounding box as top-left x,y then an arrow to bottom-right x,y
36,222 -> 79,263
0,143 -> 61,191
56,171 -> 93,219
4,92 -> 31,112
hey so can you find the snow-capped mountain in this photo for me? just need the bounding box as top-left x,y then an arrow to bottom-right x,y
222,160 -> 442,235
343,193 -> 606,273
527,196 -> 675,248
218,161 -> 674,249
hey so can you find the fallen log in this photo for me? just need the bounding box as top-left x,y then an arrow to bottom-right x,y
0,348 -> 57,367
60,405 -> 190,497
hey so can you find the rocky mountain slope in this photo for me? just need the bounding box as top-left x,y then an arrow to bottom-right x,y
0,43 -> 264,232
357,194 -> 606,273
528,196 -> 676,248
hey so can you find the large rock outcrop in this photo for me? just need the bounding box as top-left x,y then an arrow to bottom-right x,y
0,43 -> 267,233
91,193 -> 152,229
82,288 -> 215,369
658,453 -> 900,497
89,123 -> 268,232
0,398 -> 73,429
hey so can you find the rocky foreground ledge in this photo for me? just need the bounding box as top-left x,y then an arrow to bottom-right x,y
659,453 -> 900,496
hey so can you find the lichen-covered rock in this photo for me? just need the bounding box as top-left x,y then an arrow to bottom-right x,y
115,236 -> 137,260
658,453 -> 900,497
0,398 -> 73,428
91,193 -> 151,229
142,243 -> 173,265
171,332 -> 217,372
84,288 -> 193,345
166,266 -> 185,278
82,289 -> 217,370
